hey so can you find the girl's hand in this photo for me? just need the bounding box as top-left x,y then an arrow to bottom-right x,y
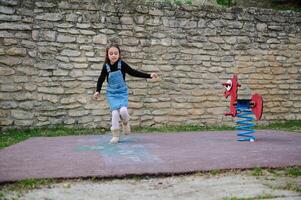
93,91 -> 100,100
150,73 -> 158,79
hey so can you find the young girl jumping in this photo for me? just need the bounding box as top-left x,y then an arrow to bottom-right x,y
93,45 -> 158,144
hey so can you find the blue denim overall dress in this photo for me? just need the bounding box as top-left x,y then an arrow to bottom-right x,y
105,60 -> 128,111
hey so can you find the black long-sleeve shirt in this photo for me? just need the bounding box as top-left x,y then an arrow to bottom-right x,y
96,60 -> 151,92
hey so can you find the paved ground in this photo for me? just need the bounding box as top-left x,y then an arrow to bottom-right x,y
0,130 -> 300,183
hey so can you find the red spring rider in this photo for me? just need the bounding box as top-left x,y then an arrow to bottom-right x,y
223,74 -> 263,142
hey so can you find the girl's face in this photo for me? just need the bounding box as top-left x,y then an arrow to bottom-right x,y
108,47 -> 120,64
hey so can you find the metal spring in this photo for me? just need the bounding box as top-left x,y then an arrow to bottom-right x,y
236,108 -> 256,142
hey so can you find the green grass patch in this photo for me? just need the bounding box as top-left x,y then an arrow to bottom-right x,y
251,167 -> 264,176
223,194 -> 280,200
257,120 -> 301,132
145,0 -> 195,6
284,166 -> 301,177
216,0 -> 234,7
274,7 -> 301,12
250,166 -> 301,177
134,124 -> 234,133
0,126 -> 106,149
0,178 -> 57,198
209,169 -> 222,176
253,167 -> 301,179
12,178 -> 56,190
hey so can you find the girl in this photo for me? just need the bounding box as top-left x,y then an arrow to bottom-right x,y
93,45 -> 158,144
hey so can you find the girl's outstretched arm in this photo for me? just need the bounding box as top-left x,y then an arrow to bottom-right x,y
125,62 -> 151,78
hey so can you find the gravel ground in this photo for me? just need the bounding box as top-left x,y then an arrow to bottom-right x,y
1,170 -> 300,200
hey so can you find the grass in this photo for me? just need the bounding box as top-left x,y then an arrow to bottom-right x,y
257,120 -> 301,132
285,166 -> 301,177
0,178 -> 58,199
134,124 -> 234,133
5,178 -> 56,190
140,0 -> 199,6
0,120 -> 300,149
222,194 -> 280,200
0,126 -> 106,149
251,166 -> 301,177
136,0 -> 301,12
273,6 -> 301,12
251,167 -> 264,176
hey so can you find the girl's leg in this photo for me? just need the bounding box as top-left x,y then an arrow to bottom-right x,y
111,110 -> 120,130
119,107 -> 129,122
110,110 -> 120,144
120,107 -> 131,135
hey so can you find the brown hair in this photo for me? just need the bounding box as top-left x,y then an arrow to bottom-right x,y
105,45 -> 121,64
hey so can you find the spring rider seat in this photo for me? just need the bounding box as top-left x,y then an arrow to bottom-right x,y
222,74 -> 263,142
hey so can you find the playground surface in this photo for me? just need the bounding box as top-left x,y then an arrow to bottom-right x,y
0,130 -> 300,183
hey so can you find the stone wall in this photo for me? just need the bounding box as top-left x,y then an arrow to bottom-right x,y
0,0 -> 301,129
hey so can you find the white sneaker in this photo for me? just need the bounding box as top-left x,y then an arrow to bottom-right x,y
109,128 -> 120,144
109,136 -> 119,144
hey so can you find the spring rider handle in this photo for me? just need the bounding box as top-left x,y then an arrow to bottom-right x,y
222,74 -> 240,118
